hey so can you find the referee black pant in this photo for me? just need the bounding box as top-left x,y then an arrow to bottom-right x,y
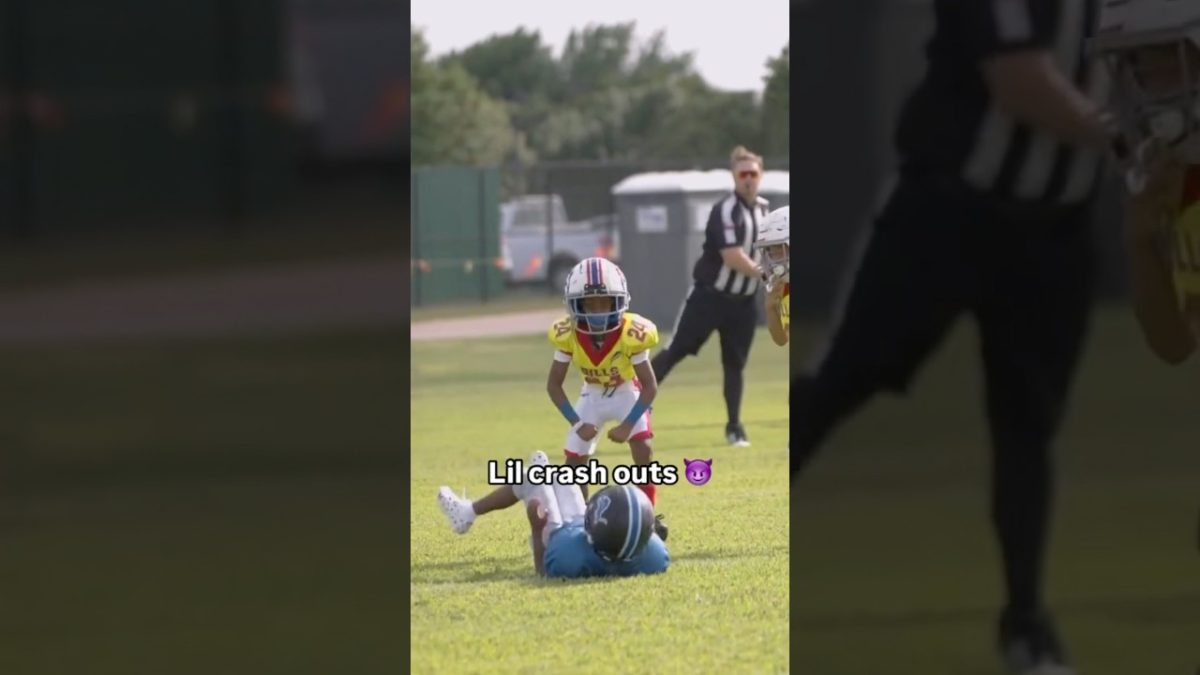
652,283 -> 756,427
793,170 -> 1093,616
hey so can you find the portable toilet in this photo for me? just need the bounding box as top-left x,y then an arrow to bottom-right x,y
610,170 -> 789,328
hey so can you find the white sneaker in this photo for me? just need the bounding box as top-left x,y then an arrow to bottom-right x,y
437,486 -> 476,534
725,424 -> 751,448
530,450 -> 549,466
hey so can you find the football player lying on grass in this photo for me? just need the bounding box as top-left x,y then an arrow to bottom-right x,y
438,451 -> 669,578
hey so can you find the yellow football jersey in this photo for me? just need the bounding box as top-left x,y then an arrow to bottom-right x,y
1173,190 -> 1200,312
548,312 -> 659,387
781,283 -> 790,330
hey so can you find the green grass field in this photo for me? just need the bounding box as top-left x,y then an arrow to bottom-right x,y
792,305 -> 1200,675
0,331 -> 406,675
6,300 -> 1192,674
410,327 -> 792,674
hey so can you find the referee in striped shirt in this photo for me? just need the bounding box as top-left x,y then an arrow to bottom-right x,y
652,145 -> 767,448
793,1 -> 1116,673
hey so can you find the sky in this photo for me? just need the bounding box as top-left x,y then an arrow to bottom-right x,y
411,0 -> 790,93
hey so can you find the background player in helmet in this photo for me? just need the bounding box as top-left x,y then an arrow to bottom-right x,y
1093,1 -> 1200,363
436,451 -> 669,579
755,206 -> 790,347
545,257 -> 669,540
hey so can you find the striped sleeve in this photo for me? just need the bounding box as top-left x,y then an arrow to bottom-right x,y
954,0 -> 1057,61
705,196 -> 744,249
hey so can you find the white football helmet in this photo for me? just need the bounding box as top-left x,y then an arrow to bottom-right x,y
753,206 -> 789,288
563,257 -> 630,334
1090,0 -> 1200,191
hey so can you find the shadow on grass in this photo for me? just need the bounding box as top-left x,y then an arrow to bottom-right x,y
792,590 -> 1200,633
411,554 -> 532,585
415,566 -> 534,586
670,545 -> 789,563
413,544 -> 789,587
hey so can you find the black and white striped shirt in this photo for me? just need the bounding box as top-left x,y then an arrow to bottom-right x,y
894,0 -> 1108,205
693,193 -> 768,295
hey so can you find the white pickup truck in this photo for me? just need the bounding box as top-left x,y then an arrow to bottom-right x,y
500,194 -> 619,290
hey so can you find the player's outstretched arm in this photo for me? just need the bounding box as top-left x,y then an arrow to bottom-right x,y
981,51 -> 1112,151
765,285 -> 789,346
720,246 -> 763,279
1124,164 -> 1197,365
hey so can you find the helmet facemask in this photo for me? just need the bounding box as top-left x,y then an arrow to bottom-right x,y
761,242 -> 790,287
753,206 -> 790,290
569,290 -> 627,335
1114,39 -> 1200,142
563,258 -> 631,335
1098,24 -> 1200,191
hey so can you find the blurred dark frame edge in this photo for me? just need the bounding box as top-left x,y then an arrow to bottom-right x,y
788,0 -> 799,669
400,84 -> 414,668
787,0 -> 892,643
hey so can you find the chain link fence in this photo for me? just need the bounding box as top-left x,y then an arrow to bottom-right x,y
411,157 -> 789,307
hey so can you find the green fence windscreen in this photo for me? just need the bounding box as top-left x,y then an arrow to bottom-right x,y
412,167 -> 502,306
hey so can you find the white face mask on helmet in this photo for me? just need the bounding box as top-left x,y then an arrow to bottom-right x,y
1091,0 -> 1200,188
753,206 -> 790,289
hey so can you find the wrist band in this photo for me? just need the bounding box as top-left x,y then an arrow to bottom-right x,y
558,399 -> 580,425
622,400 -> 649,426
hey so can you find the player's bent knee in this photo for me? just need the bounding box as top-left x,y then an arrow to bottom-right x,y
525,499 -> 545,526
640,535 -> 670,574
544,563 -> 580,579
543,552 -> 587,579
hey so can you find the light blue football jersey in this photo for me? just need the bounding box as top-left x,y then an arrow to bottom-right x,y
543,520 -> 669,579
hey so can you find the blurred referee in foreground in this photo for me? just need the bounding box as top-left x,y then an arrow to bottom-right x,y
793,1 -> 1115,672
652,145 -> 766,448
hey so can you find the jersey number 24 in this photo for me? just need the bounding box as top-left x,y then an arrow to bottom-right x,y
626,320 -> 647,342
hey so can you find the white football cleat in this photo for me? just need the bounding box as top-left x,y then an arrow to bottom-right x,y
529,450 -> 549,466
437,486 -> 476,535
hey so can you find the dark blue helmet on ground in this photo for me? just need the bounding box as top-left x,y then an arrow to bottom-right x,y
584,484 -> 654,562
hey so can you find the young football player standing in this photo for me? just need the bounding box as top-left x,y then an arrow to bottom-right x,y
544,257 -> 668,540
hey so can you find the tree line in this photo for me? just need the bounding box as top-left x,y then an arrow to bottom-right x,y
411,23 -> 789,168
